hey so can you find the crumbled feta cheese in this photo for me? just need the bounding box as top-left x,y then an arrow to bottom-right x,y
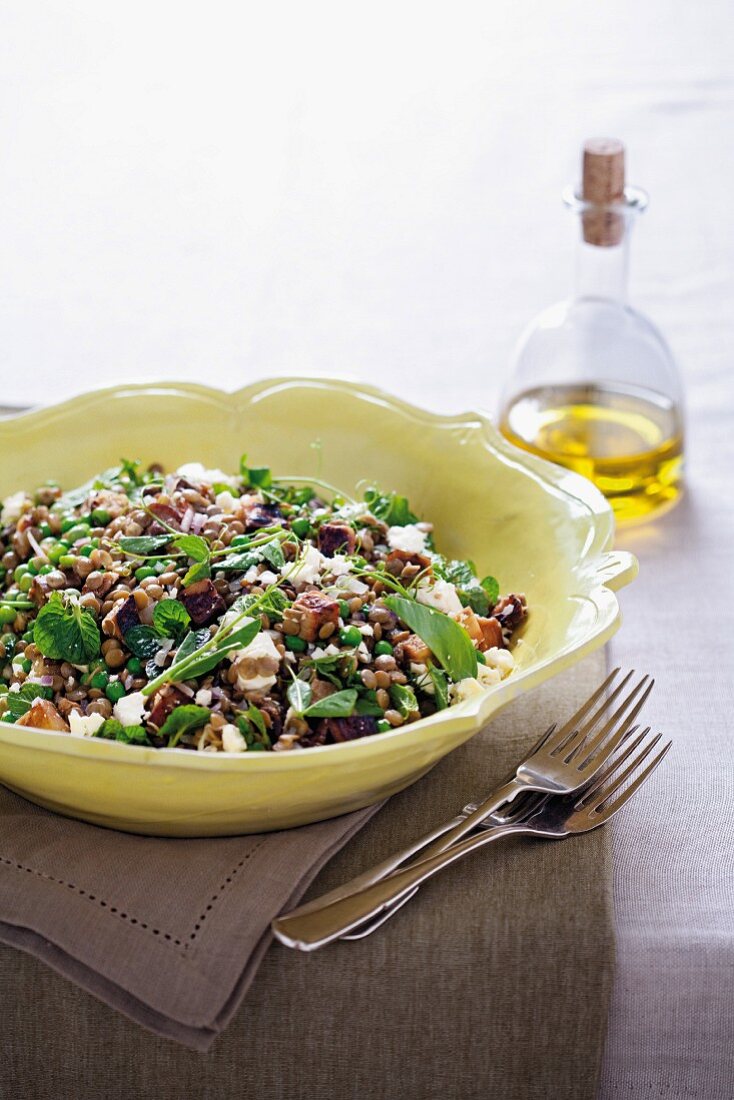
259,569 -> 278,586
215,489 -> 239,513
244,565 -> 260,583
68,711 -> 106,738
309,644 -> 340,660
327,555 -> 353,577
335,575 -> 369,596
0,491 -> 27,526
283,544 -> 325,587
176,462 -> 238,488
229,631 -> 281,692
417,579 -> 463,615
356,641 -> 371,663
387,524 -> 428,555
221,723 -> 248,753
476,664 -> 502,688
449,677 -> 484,703
356,623 -> 374,636
195,688 -> 212,707
484,646 -> 515,675
113,691 -> 147,727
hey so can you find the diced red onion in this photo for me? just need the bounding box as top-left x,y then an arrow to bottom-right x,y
191,512 -> 206,533
174,682 -> 195,698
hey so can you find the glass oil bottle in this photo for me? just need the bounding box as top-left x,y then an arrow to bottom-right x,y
499,139 -> 684,524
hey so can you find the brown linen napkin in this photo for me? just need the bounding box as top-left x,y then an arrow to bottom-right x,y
0,652 -> 614,1100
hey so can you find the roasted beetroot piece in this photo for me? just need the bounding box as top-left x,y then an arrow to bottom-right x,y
179,579 -> 226,625
147,501 -> 184,534
317,715 -> 379,743
492,594 -> 527,632
16,699 -> 69,732
385,548 -> 432,571
477,616 -> 504,651
243,502 -> 283,532
291,590 -> 340,642
148,685 -> 189,729
318,523 -> 356,558
101,594 -> 141,641
395,632 -> 432,664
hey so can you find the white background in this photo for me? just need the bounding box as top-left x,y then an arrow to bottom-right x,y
1,4 -> 733,1097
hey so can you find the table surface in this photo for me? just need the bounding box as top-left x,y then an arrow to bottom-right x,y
1,3 -> 732,1096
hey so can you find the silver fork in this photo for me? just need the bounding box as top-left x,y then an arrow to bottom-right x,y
273,726 -> 670,950
275,668 -> 651,926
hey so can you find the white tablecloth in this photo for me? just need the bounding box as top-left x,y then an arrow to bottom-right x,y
1,3 -> 732,1095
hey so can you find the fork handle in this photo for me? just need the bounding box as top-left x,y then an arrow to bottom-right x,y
272,821 -> 532,951
276,777 -> 523,924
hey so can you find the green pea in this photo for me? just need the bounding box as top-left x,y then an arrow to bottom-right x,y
18,574 -> 33,593
22,630 -> 34,642
47,544 -> 66,565
78,544 -> 94,558
230,535 -> 250,548
59,554 -> 77,570
60,515 -> 80,533
339,626 -> 362,648
374,641 -> 394,657
126,657 -> 143,675
91,508 -> 111,526
377,719 -> 391,733
284,634 -> 307,653
105,681 -> 126,703
20,657 -> 32,674
26,560 -> 39,576
63,525 -> 91,544
13,564 -> 29,584
39,523 -> 52,538
291,518 -> 311,539
91,671 -> 109,690
38,563 -> 53,575
0,607 -> 16,625
338,600 -> 351,620
135,566 -> 157,581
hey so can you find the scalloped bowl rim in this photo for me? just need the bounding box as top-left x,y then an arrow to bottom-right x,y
0,377 -> 636,773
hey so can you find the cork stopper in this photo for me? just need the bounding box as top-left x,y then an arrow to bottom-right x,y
581,138 -> 626,247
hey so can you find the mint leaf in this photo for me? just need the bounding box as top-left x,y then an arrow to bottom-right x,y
175,628 -> 211,664
363,488 -> 417,526
355,697 -> 384,717
383,595 -> 477,682
240,457 -> 272,489
152,599 -> 190,641
124,625 -> 162,660
304,688 -> 358,719
182,560 -> 211,587
287,678 -> 312,714
6,682 -> 54,719
180,619 -> 260,679
173,534 -> 210,562
260,539 -> 285,569
33,593 -> 101,664
158,704 -> 210,747
389,682 -> 419,718
428,664 -> 450,710
118,535 -> 172,555
96,718 -> 150,745
481,575 -> 500,608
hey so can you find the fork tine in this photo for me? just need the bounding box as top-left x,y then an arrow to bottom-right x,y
574,726 -> 647,806
542,668 -> 624,753
560,671 -> 643,760
584,731 -> 664,813
549,670 -> 635,758
575,678 -> 654,769
587,738 -> 671,824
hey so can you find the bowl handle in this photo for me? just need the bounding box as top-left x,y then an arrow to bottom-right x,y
596,550 -> 639,592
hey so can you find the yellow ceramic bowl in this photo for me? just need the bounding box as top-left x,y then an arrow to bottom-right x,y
0,379 -> 636,835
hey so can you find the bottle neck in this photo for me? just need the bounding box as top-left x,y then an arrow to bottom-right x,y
574,234 -> 630,304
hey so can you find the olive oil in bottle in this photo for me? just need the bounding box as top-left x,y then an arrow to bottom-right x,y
499,139 -> 685,525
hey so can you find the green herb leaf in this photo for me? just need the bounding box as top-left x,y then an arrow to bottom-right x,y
96,718 -> 150,745
481,575 -> 500,607
33,592 -> 102,664
173,534 -> 210,562
304,688 -> 358,718
355,697 -> 384,717
157,704 -> 211,747
214,551 -> 259,572
244,704 -> 268,739
389,682 -> 419,718
152,599 -> 191,640
175,628 -> 213,664
124,624 -> 163,660
363,488 -> 417,526
181,619 -> 261,679
182,560 -> 211,587
5,682 -> 54,718
428,664 -> 450,710
383,595 -> 477,681
287,678 -> 312,714
118,535 -> 172,555
240,457 -> 272,489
